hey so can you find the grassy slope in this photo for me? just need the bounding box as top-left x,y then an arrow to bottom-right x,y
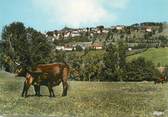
127,48 -> 168,66
0,71 -> 168,117
74,48 -> 168,67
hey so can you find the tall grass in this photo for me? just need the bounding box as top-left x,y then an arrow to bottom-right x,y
0,71 -> 168,117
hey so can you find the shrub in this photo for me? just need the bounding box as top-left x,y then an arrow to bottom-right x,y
125,57 -> 161,81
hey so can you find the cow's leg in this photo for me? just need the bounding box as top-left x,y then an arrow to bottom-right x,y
62,81 -> 68,96
48,86 -> 52,97
48,87 -> 55,97
25,84 -> 31,97
51,88 -> 55,97
34,85 -> 38,96
34,85 -> 41,96
22,81 -> 30,97
37,86 -> 41,96
21,82 -> 27,97
47,81 -> 55,97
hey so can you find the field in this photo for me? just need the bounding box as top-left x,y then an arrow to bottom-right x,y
69,48 -> 168,67
0,71 -> 168,117
127,47 -> 168,66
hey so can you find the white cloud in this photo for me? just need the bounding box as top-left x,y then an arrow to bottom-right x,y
32,0 -> 129,27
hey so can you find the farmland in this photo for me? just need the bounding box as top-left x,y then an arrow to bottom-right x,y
0,71 -> 168,117
69,47 -> 168,67
127,47 -> 168,66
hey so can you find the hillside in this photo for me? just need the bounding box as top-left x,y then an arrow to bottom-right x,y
127,48 -> 168,66
45,22 -> 168,50
69,47 -> 168,67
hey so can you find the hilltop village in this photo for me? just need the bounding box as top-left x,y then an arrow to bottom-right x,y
44,22 -> 168,51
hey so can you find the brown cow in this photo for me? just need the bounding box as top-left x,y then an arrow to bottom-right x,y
21,71 -> 50,97
154,76 -> 167,84
17,63 -> 70,97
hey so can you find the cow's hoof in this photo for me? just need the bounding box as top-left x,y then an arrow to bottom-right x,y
62,94 -> 67,97
37,94 -> 42,97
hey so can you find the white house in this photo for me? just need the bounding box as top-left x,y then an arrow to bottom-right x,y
116,26 -> 124,30
97,30 -> 101,34
64,32 -> 71,38
64,47 -> 73,51
71,31 -> 81,37
102,30 -> 109,33
52,38 -> 55,42
56,33 -> 61,40
53,33 -> 57,37
146,28 -> 152,32
95,46 -> 103,50
90,33 -> 94,37
92,43 -> 103,50
56,46 -> 64,50
128,48 -> 132,51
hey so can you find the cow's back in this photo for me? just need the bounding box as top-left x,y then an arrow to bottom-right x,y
35,63 -> 62,73
34,63 -> 69,85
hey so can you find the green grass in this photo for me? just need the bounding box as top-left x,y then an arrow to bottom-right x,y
127,47 -> 168,66
72,48 -> 168,67
0,71 -> 168,117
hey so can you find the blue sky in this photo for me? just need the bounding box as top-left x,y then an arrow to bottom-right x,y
0,0 -> 168,33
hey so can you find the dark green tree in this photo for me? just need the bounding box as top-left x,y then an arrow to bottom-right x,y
76,45 -> 83,51
103,43 -> 118,81
102,41 -> 127,81
117,41 -> 127,81
1,22 -> 53,72
25,27 -> 53,67
1,22 -> 26,72
96,25 -> 104,33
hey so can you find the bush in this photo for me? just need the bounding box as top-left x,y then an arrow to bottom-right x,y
125,57 -> 161,81
76,45 -> 83,51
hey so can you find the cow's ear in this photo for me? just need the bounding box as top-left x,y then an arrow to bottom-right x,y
26,73 -> 30,77
26,73 -> 28,76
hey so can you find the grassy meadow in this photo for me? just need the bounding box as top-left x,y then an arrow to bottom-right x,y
69,48 -> 168,67
127,48 -> 168,66
0,71 -> 168,117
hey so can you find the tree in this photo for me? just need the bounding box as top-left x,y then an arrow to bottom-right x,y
158,36 -> 168,47
117,41 -> 127,81
103,43 -> 118,81
76,45 -> 83,51
78,52 -> 103,81
158,24 -> 163,33
19,27 -> 53,68
1,22 -> 53,72
0,40 -> 5,70
97,25 -> 104,33
102,41 -> 127,81
1,22 -> 26,72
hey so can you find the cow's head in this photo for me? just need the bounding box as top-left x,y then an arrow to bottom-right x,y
15,66 -> 29,77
